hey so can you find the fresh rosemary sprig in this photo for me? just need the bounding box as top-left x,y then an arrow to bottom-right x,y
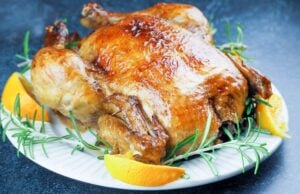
163,113 -> 269,175
215,22 -> 252,61
16,31 -> 32,73
0,95 -> 111,159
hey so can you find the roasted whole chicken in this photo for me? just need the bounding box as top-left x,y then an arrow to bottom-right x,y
31,3 -> 272,164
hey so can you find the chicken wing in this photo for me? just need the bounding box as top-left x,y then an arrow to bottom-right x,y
31,22 -> 104,129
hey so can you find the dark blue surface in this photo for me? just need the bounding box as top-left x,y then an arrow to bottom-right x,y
0,0 -> 300,193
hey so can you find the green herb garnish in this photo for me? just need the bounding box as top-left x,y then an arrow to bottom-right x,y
255,97 -> 272,107
215,22 -> 252,61
0,96 -> 111,159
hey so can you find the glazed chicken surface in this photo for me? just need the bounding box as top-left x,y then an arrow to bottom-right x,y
31,3 -> 272,164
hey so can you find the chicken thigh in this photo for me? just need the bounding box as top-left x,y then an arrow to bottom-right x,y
31,22 -> 104,129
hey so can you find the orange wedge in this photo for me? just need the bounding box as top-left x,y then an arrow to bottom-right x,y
256,94 -> 288,138
1,72 -> 49,121
104,154 -> 185,186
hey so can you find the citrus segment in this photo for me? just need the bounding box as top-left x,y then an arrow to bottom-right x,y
104,154 -> 185,186
256,94 -> 288,138
1,72 -> 49,121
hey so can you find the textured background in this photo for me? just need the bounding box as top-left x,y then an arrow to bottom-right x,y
0,0 -> 300,193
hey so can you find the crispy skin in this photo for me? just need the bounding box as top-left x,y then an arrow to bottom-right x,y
79,15 -> 248,154
80,2 -> 213,44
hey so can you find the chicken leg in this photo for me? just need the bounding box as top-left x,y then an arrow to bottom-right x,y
31,21 -> 104,129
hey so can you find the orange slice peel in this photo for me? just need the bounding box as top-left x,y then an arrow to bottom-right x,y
1,72 -> 49,121
256,94 -> 289,138
104,154 -> 185,186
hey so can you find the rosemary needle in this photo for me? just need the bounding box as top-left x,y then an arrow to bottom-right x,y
23,31 -> 30,59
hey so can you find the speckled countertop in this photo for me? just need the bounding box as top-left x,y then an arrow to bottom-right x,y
0,0 -> 300,193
